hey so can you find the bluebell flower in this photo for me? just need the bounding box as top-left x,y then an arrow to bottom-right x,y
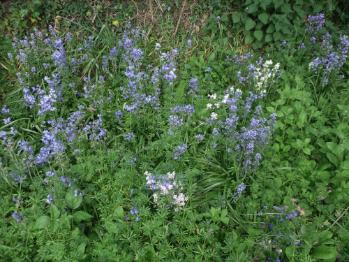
12,211 -> 23,223
46,194 -> 54,204
123,132 -> 135,142
173,144 -> 188,160
130,208 -> 139,216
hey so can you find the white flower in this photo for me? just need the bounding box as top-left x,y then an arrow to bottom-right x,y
173,193 -> 188,209
208,93 -> 217,100
155,43 -> 161,50
222,94 -> 229,104
206,103 -> 213,109
153,193 -> 159,203
167,171 -> 176,180
210,112 -> 218,120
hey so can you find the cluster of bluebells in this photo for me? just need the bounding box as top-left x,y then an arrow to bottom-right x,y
233,183 -> 246,201
168,104 -> 195,134
306,13 -> 325,34
204,87 -> 276,172
35,130 -> 65,165
145,171 -> 188,211
305,13 -> 349,86
82,114 -> 107,141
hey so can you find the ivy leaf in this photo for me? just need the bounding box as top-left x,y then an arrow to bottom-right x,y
258,13 -> 269,24
245,18 -> 256,31
254,30 -> 264,41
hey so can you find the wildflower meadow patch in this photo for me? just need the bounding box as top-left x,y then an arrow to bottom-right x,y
1,2 -> 349,261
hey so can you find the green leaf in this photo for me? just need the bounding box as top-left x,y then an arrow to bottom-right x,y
65,190 -> 83,210
35,215 -> 50,229
114,206 -> 124,218
258,13 -> 269,24
266,24 -> 275,33
265,34 -> 273,42
245,18 -> 256,31
285,246 -> 296,259
273,31 -> 282,41
73,211 -> 92,223
253,30 -> 264,41
232,12 -> 241,23
311,245 -> 337,260
245,4 -> 258,14
245,33 -> 254,44
50,205 -> 60,219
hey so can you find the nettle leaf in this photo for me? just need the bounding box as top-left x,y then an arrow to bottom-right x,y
258,13 -> 269,24
65,190 -> 83,210
35,215 -> 50,229
245,4 -> 258,14
245,33 -> 254,44
73,211 -> 92,223
232,12 -> 241,23
114,206 -> 124,218
253,30 -> 264,41
265,34 -> 273,42
245,18 -> 256,31
266,23 -> 275,33
311,245 -> 337,260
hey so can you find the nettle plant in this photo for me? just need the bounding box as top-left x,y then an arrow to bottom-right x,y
232,0 -> 335,48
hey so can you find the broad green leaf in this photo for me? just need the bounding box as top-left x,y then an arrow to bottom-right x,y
35,215 -> 50,229
73,211 -> 92,223
232,12 -> 241,23
266,24 -> 275,33
65,190 -> 83,210
50,205 -> 60,219
311,245 -> 337,260
253,30 -> 264,41
245,4 -> 258,14
265,34 -> 273,42
114,206 -> 124,218
245,34 -> 254,44
258,13 -> 269,24
245,18 -> 256,31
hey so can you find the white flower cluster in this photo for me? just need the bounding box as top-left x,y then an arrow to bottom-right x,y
206,87 -> 243,119
253,60 -> 280,92
145,171 -> 188,211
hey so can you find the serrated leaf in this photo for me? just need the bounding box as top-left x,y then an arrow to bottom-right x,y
73,211 -> 92,223
253,30 -> 264,41
245,4 -> 258,14
65,191 -> 83,210
232,12 -> 241,23
245,18 -> 256,31
114,206 -> 124,218
265,34 -> 273,42
245,34 -> 254,44
258,13 -> 269,24
50,205 -> 60,219
266,24 -> 275,33
35,215 -> 50,229
311,245 -> 337,260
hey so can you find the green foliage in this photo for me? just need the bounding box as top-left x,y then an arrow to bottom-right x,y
1,1 -> 349,261
231,0 -> 345,48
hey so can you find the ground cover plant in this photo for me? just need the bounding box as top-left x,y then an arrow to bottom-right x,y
1,1 -> 349,261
